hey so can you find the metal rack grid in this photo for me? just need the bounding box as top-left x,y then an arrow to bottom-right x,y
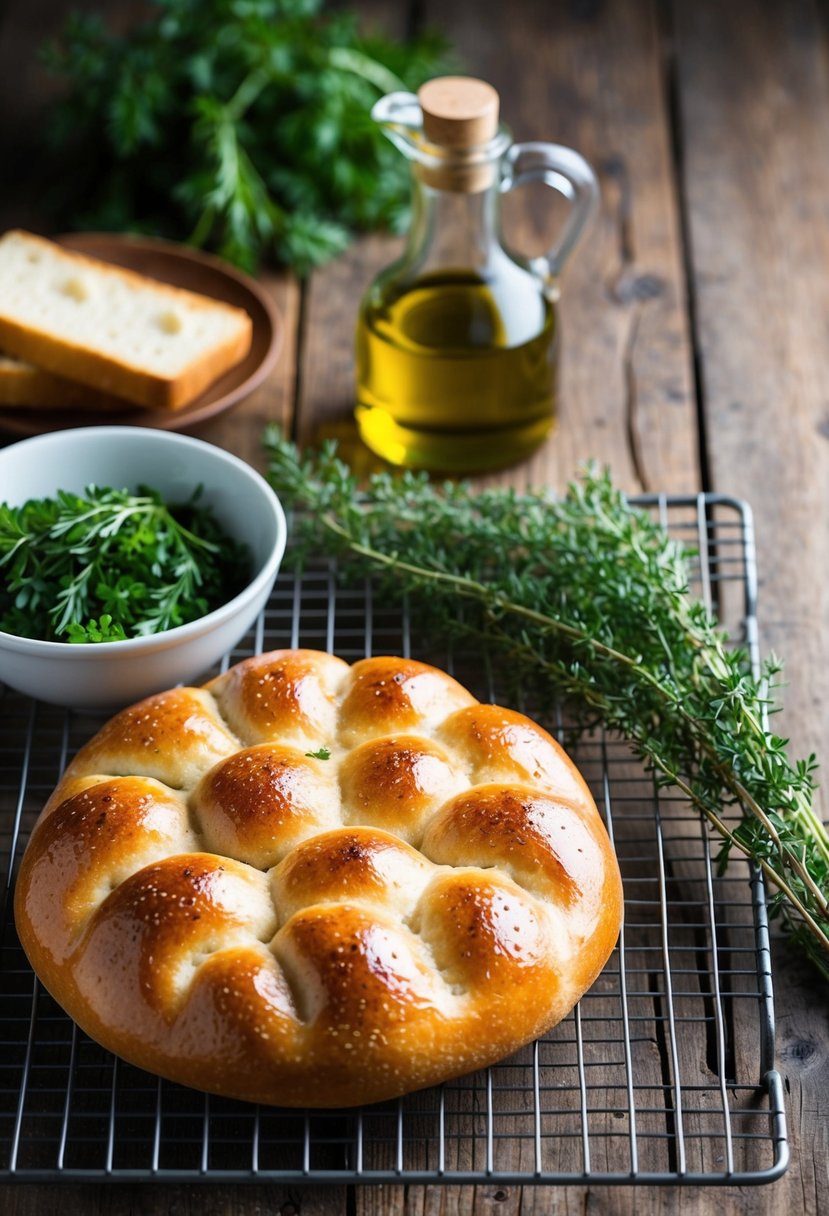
0,493 -> 788,1186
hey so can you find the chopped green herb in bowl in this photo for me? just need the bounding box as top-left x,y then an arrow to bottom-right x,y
0,427 -> 286,708
0,484 -> 252,643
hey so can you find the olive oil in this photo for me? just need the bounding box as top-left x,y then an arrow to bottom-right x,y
356,75 -> 596,472
355,271 -> 558,472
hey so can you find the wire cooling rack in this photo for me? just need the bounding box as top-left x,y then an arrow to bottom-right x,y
0,493 -> 788,1186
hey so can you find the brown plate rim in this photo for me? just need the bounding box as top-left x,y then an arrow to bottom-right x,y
0,232 -> 283,436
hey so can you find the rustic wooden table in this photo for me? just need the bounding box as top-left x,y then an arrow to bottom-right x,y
1,0 -> 828,1214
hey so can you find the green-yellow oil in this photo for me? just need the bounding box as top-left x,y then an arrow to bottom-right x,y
355,271 -> 557,472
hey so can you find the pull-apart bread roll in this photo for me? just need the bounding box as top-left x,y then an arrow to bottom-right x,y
14,649 -> 623,1108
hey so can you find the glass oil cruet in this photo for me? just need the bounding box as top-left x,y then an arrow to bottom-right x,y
354,76 -> 599,473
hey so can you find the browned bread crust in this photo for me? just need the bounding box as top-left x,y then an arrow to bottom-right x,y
14,649 -> 623,1108
0,354 -> 123,409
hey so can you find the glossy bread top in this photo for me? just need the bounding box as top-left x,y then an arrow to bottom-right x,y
14,648 -> 623,1108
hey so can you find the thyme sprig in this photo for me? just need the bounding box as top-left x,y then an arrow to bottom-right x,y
264,429 -> 829,981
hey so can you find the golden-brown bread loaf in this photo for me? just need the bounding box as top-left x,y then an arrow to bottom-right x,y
14,649 -> 623,1108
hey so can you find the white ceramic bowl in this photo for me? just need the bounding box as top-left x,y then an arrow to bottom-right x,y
0,427 -> 287,708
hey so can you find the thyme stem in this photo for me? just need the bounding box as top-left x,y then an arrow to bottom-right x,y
320,508 -> 828,922
266,430 -> 829,982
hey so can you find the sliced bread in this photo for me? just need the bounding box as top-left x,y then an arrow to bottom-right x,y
0,230 -> 253,410
0,353 -> 122,410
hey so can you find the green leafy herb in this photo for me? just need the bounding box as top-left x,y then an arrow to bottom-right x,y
0,485 -> 251,643
65,614 -> 128,644
264,428 -> 829,982
305,746 -> 331,760
39,0 -> 453,273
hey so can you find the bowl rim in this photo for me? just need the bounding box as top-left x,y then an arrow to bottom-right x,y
0,426 -> 287,656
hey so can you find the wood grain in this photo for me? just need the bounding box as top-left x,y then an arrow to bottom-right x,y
671,3 -> 829,1213
0,0 -> 827,1213
409,0 -> 699,495
672,0 -> 829,780
0,1184 -> 347,1216
193,269 -> 300,474
0,0 -> 150,234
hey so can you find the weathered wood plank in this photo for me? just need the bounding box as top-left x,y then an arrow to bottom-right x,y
194,268 -> 300,474
672,0 -> 829,775
672,1 -> 829,1215
0,1183 -> 348,1216
413,0 -> 698,494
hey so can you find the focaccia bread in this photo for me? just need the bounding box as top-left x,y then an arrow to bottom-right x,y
14,649 -> 623,1108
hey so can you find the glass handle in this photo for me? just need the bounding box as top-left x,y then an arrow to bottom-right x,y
503,142 -> 599,280
371,91 -> 424,159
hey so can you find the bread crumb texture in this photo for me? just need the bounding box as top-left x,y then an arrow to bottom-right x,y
14,649 -> 623,1108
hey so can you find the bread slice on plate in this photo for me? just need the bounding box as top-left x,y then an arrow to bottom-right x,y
0,230 -> 253,410
0,353 -> 122,410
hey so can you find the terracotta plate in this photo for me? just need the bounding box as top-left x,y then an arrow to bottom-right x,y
0,232 -> 283,436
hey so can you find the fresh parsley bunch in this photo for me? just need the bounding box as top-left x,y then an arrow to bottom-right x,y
0,485 -> 251,643
40,0 -> 452,273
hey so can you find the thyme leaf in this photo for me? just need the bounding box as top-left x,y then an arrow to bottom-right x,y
264,428 -> 829,982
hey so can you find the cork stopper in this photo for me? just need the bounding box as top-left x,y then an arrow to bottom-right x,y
415,77 -> 501,192
418,77 -> 500,149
